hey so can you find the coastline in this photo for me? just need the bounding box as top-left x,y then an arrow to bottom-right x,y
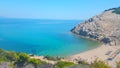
28,33 -> 120,68
27,34 -> 120,68
29,33 -> 120,68
70,32 -> 101,43
65,44 -> 120,68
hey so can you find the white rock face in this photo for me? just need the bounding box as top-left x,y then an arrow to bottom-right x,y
71,9 -> 120,45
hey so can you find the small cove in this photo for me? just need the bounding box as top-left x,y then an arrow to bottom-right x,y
0,18 -> 99,57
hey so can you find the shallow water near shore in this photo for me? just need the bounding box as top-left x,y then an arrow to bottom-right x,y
0,18 -> 99,57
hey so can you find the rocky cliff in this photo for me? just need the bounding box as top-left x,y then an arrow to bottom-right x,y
71,7 -> 120,45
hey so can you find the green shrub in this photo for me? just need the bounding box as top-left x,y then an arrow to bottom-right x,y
56,61 -> 75,68
104,7 -> 120,14
0,56 -> 8,62
90,60 -> 111,68
17,53 -> 29,61
28,58 -> 41,65
15,53 -> 29,65
0,49 -> 53,68
78,60 -> 88,65
116,62 -> 120,68
0,49 -> 18,62
6,52 -> 19,61
112,7 -> 120,14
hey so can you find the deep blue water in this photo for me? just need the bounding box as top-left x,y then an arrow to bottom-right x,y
0,18 -> 99,57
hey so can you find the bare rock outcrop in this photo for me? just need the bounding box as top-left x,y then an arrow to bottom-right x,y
71,7 -> 120,45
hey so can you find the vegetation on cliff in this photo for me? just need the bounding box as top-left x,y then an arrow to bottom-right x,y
112,7 -> 120,14
105,7 -> 120,14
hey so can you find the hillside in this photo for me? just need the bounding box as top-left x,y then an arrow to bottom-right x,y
71,7 -> 120,45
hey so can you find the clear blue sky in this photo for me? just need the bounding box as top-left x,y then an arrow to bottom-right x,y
0,0 -> 120,20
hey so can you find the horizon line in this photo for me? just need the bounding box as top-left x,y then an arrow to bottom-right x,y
0,17 -> 84,21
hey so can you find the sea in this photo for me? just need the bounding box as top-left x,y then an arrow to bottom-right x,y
0,18 -> 99,57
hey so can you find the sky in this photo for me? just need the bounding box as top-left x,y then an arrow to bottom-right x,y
0,0 -> 120,20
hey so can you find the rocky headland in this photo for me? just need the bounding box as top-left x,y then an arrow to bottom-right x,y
71,7 -> 120,46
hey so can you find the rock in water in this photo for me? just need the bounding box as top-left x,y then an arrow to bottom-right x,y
71,7 -> 120,45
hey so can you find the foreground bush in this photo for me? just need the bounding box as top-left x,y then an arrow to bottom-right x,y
56,61 -> 75,68
28,58 -> 41,65
0,49 -> 43,68
0,49 -> 19,62
78,60 -> 89,65
14,53 -> 30,66
116,61 -> 120,68
90,60 -> 111,68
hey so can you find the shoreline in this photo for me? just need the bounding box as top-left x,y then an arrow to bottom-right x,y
65,44 -> 120,68
29,44 -> 102,65
70,32 -> 102,43
30,43 -> 120,68
28,33 -> 120,68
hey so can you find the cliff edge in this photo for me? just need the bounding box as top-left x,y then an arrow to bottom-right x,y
71,7 -> 120,45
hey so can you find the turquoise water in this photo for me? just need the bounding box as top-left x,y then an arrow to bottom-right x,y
0,18 -> 99,57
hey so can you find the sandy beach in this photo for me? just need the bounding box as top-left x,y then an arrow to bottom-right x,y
30,44 -> 120,68
66,44 -> 120,68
